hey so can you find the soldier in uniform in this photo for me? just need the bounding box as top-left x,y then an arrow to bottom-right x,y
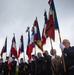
24,61 -> 30,75
29,54 -> 37,75
10,57 -> 17,75
3,56 -> 9,75
50,49 -> 61,75
60,39 -> 74,75
43,50 -> 52,75
0,58 -> 4,75
18,58 -> 25,75
36,52 -> 45,75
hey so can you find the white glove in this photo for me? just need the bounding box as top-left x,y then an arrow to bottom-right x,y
60,43 -> 65,51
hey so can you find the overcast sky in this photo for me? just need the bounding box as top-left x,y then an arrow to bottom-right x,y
0,0 -> 74,61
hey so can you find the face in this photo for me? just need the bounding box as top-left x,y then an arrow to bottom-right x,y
37,52 -> 42,58
20,58 -> 23,63
63,39 -> 70,48
50,49 -> 56,55
45,50 -> 48,55
31,55 -> 35,60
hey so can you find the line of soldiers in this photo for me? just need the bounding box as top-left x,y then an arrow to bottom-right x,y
0,49 -> 63,75
0,56 -> 17,75
0,39 -> 74,75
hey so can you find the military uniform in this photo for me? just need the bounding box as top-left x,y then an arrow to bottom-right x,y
3,61 -> 9,75
43,52 -> 52,75
10,59 -> 17,75
36,56 -> 45,75
0,58 -> 4,75
63,46 -> 74,75
24,62 -> 30,75
18,62 -> 25,75
29,60 -> 36,75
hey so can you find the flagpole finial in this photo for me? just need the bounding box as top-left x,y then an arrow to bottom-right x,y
44,9 -> 46,12
48,0 -> 51,5
13,33 -> 15,36
6,36 -> 7,38
22,33 -> 23,36
26,27 -> 30,32
36,17 -> 37,20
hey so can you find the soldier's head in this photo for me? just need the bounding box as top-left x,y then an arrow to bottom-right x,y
30,54 -> 36,62
31,54 -> 35,59
37,52 -> 42,58
6,56 -> 9,61
50,49 -> 56,56
20,58 -> 23,63
62,39 -> 70,48
44,50 -> 49,55
12,57 -> 15,61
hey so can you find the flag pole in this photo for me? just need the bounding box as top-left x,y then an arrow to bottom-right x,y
34,45 -> 37,75
35,45 -> 36,56
49,38 -> 55,75
6,36 -> 7,59
58,29 -> 66,72
50,38 -> 53,50
22,34 -> 25,62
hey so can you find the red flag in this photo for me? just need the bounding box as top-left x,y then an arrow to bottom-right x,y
46,7 -> 55,41
11,34 -> 17,58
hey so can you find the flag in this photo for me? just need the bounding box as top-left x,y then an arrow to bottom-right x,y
33,18 -> 43,51
1,37 -> 7,57
41,11 -> 48,46
46,0 -> 59,41
26,27 -> 31,60
49,0 -> 59,30
46,6 -> 55,41
26,27 -> 35,61
17,35 -> 24,58
11,34 -> 17,58
48,0 -> 52,4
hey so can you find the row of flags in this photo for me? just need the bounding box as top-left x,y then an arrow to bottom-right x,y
0,0 -> 60,62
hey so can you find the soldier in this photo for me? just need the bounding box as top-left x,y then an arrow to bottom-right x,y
29,55 -> 36,75
18,58 -> 25,75
10,57 -> 17,75
60,39 -> 74,75
3,56 -> 9,75
24,61 -> 30,75
50,49 -> 61,75
43,50 -> 52,75
36,52 -> 45,75
0,58 -> 4,75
